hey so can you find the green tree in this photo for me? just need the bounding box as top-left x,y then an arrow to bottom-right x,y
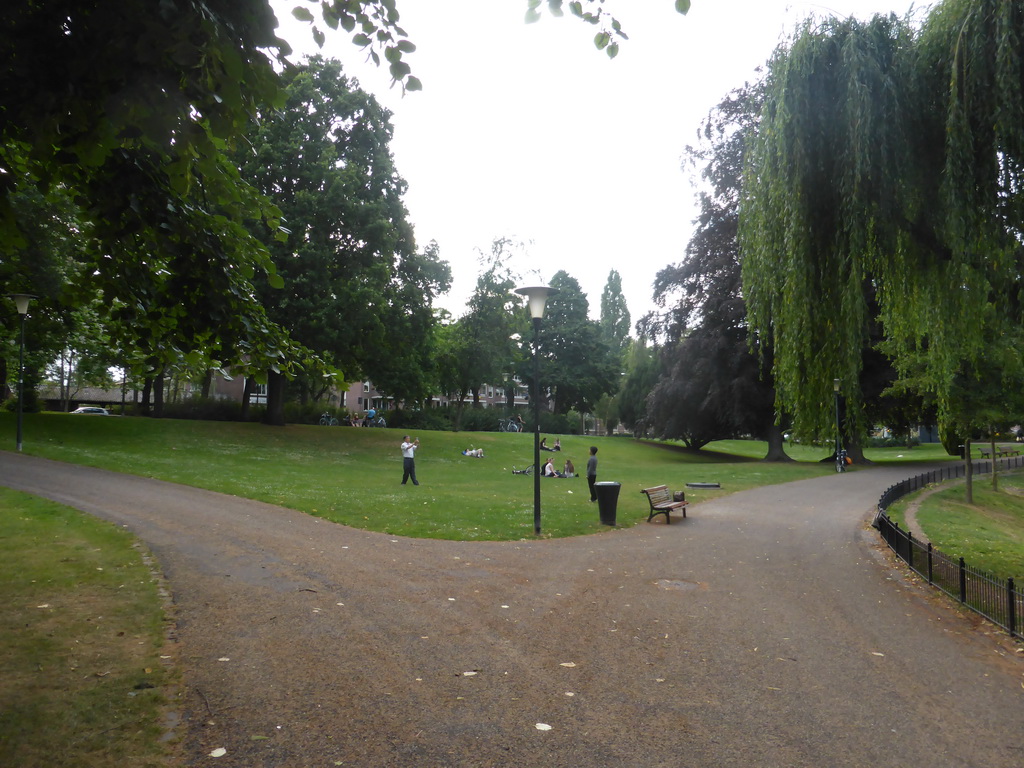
599,269 -> 631,359
740,2 -> 1024,449
534,271 -> 618,418
238,56 -> 449,418
616,339 -> 660,436
457,238 -> 525,408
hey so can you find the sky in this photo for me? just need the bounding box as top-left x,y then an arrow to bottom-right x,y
269,0 -> 916,325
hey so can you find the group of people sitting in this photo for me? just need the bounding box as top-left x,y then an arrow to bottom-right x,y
543,456 -> 575,478
540,437 -> 561,452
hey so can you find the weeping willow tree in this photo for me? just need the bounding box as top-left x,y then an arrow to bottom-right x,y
740,0 -> 1024,445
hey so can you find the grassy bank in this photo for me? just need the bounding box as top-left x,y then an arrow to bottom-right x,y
0,488 -> 174,767
887,471 -> 1024,580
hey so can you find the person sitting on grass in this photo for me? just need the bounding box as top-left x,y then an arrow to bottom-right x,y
543,457 -> 567,477
563,458 -> 575,478
462,447 -> 484,458
540,437 -> 556,452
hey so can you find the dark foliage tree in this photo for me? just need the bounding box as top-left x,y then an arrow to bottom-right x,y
644,83 -> 789,457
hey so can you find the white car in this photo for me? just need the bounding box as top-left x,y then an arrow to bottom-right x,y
71,406 -> 110,415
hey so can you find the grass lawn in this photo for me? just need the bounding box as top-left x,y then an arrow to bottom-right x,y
0,488 -> 174,768
887,470 -> 1024,580
0,412 -> 883,541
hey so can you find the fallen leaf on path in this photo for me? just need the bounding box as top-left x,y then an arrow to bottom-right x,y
218,657 -> 230,662
535,723 -> 552,731
559,662 -> 576,668
871,652 -> 885,657
463,671 -> 478,676
209,747 -> 227,757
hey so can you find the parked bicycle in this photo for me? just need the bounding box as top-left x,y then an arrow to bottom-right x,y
367,414 -> 387,428
835,447 -> 848,473
319,412 -> 339,426
498,417 -> 522,433
511,464 -> 534,475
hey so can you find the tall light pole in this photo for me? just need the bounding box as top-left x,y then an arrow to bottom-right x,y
833,378 -> 842,460
515,285 -> 558,535
8,294 -> 35,452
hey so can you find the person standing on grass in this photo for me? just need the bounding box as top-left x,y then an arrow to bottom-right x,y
587,446 -> 598,501
401,436 -> 420,485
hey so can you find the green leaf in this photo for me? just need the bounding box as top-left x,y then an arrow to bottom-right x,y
594,32 -> 610,50
525,9 -> 541,23
313,27 -> 325,48
291,7 -> 315,22
675,0 -> 691,14
606,42 -> 619,59
406,75 -> 423,92
388,60 -> 411,80
352,33 -> 371,47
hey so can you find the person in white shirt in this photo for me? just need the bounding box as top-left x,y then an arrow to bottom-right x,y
401,436 -> 420,485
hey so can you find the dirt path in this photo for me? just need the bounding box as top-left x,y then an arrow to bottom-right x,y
2,452 -> 1022,767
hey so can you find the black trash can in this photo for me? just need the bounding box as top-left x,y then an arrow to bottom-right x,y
595,481 -> 621,526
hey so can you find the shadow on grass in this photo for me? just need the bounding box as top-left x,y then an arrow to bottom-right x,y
636,440 -> 761,463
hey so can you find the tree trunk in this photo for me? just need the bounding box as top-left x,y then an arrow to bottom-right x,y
762,420 -> 793,462
201,370 -> 213,399
240,377 -> 255,421
0,357 -> 8,400
263,370 -> 286,426
152,367 -> 165,417
846,432 -> 870,465
965,437 -> 973,504
141,376 -> 152,416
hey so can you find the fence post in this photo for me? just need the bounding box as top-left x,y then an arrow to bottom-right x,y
927,543 -> 933,584
1008,578 -> 1017,639
959,557 -> 967,603
907,530 -> 914,570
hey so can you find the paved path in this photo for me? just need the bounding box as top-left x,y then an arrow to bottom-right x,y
2,452 -> 1022,767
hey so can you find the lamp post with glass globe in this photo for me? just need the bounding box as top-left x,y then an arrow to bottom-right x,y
514,285 -> 558,535
7,294 -> 36,452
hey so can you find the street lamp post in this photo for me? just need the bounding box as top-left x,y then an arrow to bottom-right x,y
515,285 -> 558,535
8,294 -> 35,452
833,378 -> 842,460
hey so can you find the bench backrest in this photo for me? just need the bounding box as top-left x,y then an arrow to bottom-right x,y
642,485 -> 672,506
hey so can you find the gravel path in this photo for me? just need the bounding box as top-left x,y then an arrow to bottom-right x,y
2,452 -> 1022,767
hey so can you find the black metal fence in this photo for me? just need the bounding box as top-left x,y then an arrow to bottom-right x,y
875,455 -> 1024,639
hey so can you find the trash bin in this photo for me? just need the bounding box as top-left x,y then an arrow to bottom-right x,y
594,481 -> 621,526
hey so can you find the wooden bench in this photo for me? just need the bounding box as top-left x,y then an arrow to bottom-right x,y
978,446 -> 1020,459
640,485 -> 688,524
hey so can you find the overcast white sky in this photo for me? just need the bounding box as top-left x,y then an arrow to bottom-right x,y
270,0 -> 916,325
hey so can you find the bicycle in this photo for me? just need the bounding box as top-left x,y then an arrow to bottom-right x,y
318,412 -> 339,426
835,447 -> 848,473
511,464 -> 534,475
499,417 -> 522,433
367,414 -> 387,428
